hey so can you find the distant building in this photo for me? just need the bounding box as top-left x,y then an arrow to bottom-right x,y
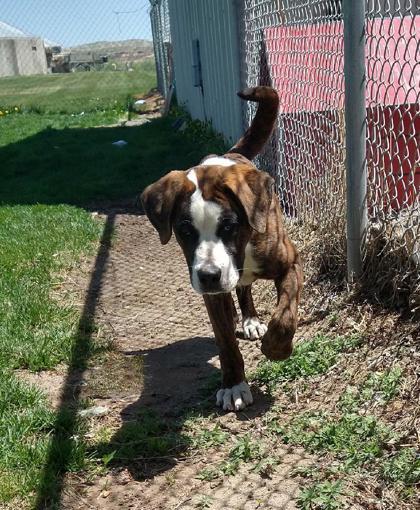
0,20 -> 48,77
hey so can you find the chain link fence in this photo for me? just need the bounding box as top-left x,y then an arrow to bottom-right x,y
150,0 -> 172,97
234,0 -> 419,310
0,1 -> 156,116
364,0 -> 419,309
238,0 -> 348,294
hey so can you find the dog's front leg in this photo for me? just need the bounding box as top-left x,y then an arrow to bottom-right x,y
261,261 -> 303,361
203,293 -> 253,411
236,285 -> 267,339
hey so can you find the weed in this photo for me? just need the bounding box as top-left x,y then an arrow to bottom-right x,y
381,448 -> 420,486
297,480 -> 344,510
252,335 -> 360,388
228,435 -> 261,463
338,367 -> 402,411
273,411 -> 394,468
196,467 -> 220,482
207,435 -> 264,478
219,459 -> 241,476
190,425 -> 228,449
252,456 -> 279,478
195,495 -> 213,509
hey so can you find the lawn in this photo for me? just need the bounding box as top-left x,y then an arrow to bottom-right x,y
0,60 -> 156,114
0,66 -> 227,507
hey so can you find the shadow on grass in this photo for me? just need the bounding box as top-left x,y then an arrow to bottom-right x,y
34,211 -> 116,509
0,115 -> 225,206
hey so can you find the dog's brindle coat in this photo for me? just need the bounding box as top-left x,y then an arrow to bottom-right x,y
141,87 -> 303,411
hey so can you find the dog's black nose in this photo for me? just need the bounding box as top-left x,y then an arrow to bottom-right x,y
197,267 -> 222,287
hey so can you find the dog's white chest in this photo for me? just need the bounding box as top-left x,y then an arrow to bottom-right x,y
238,243 -> 260,286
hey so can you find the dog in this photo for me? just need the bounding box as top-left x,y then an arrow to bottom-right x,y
141,86 -> 303,411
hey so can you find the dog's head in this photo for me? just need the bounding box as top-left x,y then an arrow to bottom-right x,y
140,163 -> 274,295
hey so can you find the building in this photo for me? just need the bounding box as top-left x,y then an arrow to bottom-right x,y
0,20 -> 48,77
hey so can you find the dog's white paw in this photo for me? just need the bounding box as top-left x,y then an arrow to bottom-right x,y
216,381 -> 253,411
243,317 -> 268,339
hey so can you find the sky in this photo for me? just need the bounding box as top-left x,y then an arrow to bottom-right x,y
0,0 -> 153,47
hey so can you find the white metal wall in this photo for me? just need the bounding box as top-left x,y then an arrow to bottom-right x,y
168,0 -> 243,144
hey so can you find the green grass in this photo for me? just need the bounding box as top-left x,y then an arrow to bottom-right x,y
251,335 -> 360,388
0,60 -> 156,114
0,205 -> 101,371
0,373 -> 54,502
0,204 -> 101,506
0,372 -> 91,503
0,110 -> 124,147
0,114 -> 227,206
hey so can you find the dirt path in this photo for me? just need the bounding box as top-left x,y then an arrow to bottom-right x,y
62,209 -> 311,510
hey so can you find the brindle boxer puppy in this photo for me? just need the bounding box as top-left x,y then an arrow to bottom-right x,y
141,87 -> 303,411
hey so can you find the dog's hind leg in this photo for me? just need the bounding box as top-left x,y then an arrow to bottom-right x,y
260,261 -> 303,361
203,293 -> 253,411
236,286 -> 267,339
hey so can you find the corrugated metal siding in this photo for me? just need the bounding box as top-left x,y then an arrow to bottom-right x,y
168,0 -> 243,144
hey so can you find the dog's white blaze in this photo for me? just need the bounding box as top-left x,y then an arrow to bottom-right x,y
238,242 -> 260,286
201,156 -> 236,167
187,169 -> 239,293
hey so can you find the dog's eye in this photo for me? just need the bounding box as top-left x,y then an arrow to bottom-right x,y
220,219 -> 237,234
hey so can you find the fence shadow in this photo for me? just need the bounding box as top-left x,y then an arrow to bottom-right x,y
34,212 -> 116,509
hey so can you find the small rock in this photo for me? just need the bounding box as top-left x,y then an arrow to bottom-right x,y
78,406 -> 109,418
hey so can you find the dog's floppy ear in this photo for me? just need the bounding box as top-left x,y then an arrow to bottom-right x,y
140,171 -> 193,245
224,166 -> 274,234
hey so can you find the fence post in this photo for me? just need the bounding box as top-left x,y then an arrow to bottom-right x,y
343,0 -> 368,281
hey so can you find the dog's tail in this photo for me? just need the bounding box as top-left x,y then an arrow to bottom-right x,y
228,86 -> 279,161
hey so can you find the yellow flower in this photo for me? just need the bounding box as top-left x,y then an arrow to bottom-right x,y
5,110 -> 8,114
0,111 -> 4,116
14,107 -> 19,111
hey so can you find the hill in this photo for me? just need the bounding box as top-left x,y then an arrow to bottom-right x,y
67,39 -> 154,61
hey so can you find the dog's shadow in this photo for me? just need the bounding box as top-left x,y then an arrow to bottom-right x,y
96,335 -> 273,481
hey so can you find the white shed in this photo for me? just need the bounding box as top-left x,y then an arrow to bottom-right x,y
0,21 -> 48,77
